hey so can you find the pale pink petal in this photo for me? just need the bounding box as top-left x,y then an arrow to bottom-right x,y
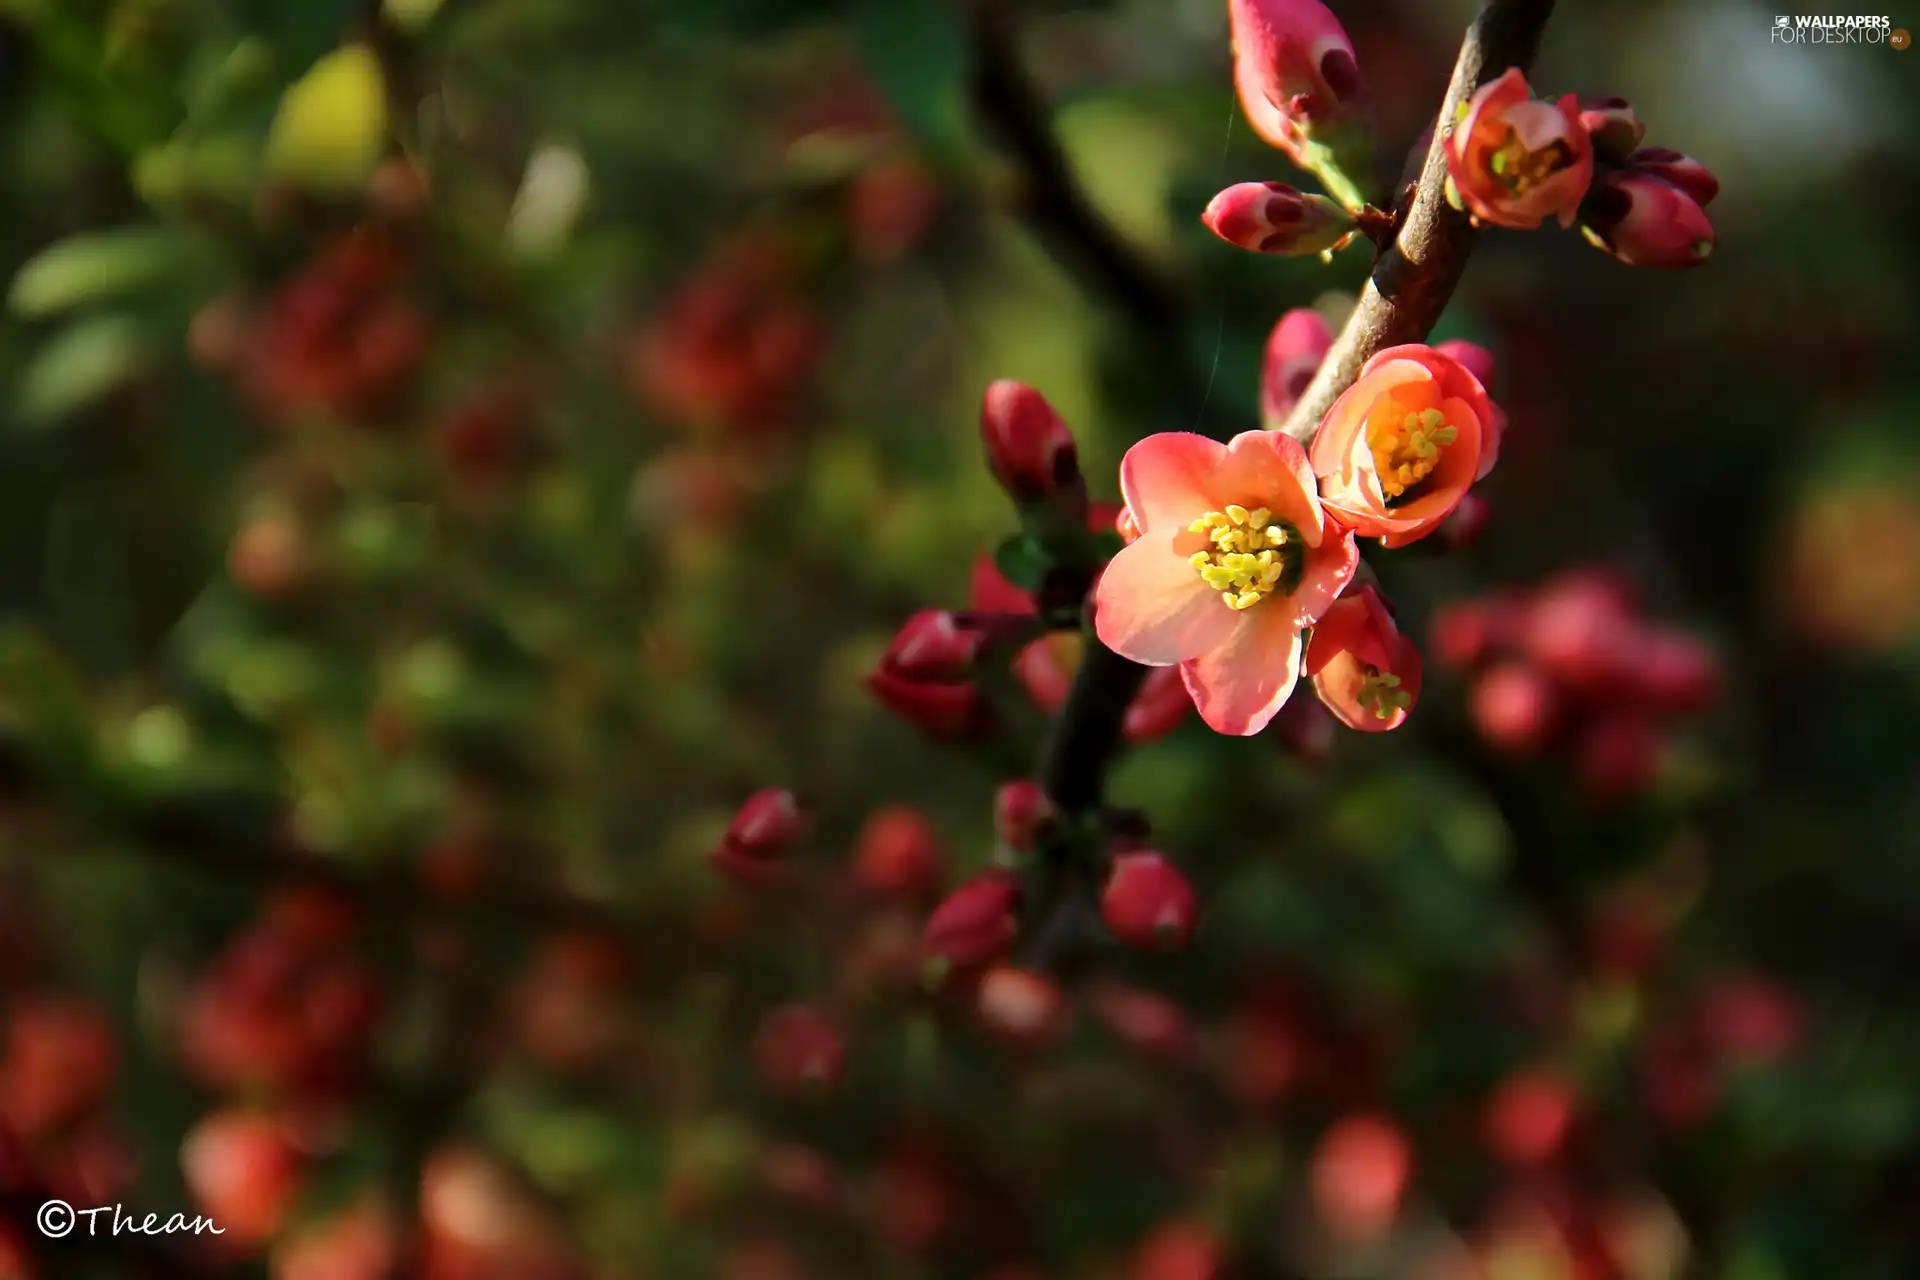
1094,528 -> 1240,665
1179,606 -> 1303,736
1213,430 -> 1325,544
1119,433 -> 1226,534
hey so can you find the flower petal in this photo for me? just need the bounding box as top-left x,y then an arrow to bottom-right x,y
1286,526 -> 1360,627
1179,605 -> 1304,736
1119,433 -> 1225,534
1093,527 -> 1241,665
1214,430 -> 1325,544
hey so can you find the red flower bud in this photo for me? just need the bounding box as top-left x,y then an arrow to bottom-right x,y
1229,0 -> 1369,169
1260,308 -> 1335,428
1305,585 -> 1422,733
1483,1069 -> 1579,1166
852,806 -> 946,901
751,1004 -> 847,1096
1123,667 -> 1195,744
976,966 -> 1068,1049
1626,147 -> 1719,207
1088,983 -> 1196,1066
867,611 -> 1000,741
1202,181 -> 1356,256
1129,1219 -> 1224,1280
1699,976 -> 1802,1066
1471,663 -> 1560,755
1523,574 -> 1641,694
1627,630 -> 1721,716
1311,1113 -> 1411,1242
1429,597 -> 1517,670
713,788 -> 810,884
1577,95 -> 1646,161
1101,851 -> 1198,951
980,380 -> 1086,514
993,780 -> 1054,853
181,1111 -> 304,1250
1579,169 -> 1714,270
921,872 -> 1020,974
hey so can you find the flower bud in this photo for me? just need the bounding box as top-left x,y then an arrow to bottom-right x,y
712,788 -> 811,884
1579,169 -> 1714,270
1101,851 -> 1198,951
980,380 -> 1087,518
976,965 -> 1068,1049
921,872 -> 1020,975
1577,95 -> 1646,162
993,780 -> 1054,853
1088,983 -> 1197,1066
1305,585 -> 1422,733
867,611 -> 1001,741
1229,0 -> 1373,205
852,806 -> 946,901
1483,1069 -> 1579,1166
1201,182 -> 1356,256
1130,1219 -> 1224,1280
751,1004 -> 847,1096
1626,147 -> 1719,207
1626,630 -> 1721,716
1261,308 -> 1336,429
1432,338 -> 1495,388
1471,663 -> 1560,755
1122,668 -> 1195,744
1311,1113 -> 1411,1242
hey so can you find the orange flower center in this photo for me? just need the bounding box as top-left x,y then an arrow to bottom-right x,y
1488,129 -> 1574,196
1187,505 -> 1303,611
1365,403 -> 1457,502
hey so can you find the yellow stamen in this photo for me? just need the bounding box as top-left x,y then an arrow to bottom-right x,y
1356,668 -> 1412,719
1366,403 -> 1459,501
1488,129 -> 1574,196
1187,508 -> 1302,610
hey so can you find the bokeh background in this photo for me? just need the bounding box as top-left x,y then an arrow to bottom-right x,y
2,0 -> 1918,1276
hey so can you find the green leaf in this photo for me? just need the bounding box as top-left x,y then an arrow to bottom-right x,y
850,0 -> 969,158
9,227 -> 185,318
13,315 -> 149,427
264,44 -> 388,191
993,534 -> 1048,592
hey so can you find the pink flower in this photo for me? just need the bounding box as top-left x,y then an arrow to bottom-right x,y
1229,0 -> 1368,171
1093,431 -> 1359,736
1578,168 -> 1715,269
1308,344 -> 1496,547
1261,308 -> 1336,429
1445,68 -> 1593,229
1305,585 -> 1422,732
1201,182 -> 1355,256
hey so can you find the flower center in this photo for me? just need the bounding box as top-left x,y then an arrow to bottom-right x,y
1187,505 -> 1303,611
1356,667 -> 1412,720
1366,406 -> 1457,502
1489,130 -> 1574,196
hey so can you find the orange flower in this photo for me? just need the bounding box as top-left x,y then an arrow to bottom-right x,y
1305,585 -> 1422,731
1308,344 -> 1495,548
1093,431 -> 1358,736
1445,68 -> 1593,230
